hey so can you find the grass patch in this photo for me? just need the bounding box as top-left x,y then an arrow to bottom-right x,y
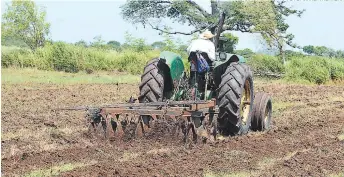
329,172 -> 344,177
1,128 -> 42,141
338,134 -> 344,141
272,101 -> 295,114
118,152 -> 140,162
338,128 -> 344,141
24,162 -> 88,177
1,68 -> 140,84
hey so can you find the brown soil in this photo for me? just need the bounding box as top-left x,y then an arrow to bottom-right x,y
2,81 -> 344,177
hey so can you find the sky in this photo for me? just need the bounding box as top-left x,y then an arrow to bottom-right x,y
1,0 -> 344,52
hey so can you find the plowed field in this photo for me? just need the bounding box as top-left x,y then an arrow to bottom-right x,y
2,79 -> 344,176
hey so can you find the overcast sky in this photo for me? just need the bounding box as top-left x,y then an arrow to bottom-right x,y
1,0 -> 344,52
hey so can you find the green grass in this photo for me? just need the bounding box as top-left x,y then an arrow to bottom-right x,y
1,68 -> 140,84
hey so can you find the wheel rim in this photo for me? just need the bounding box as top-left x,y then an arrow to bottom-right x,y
240,79 -> 251,125
264,100 -> 272,129
264,106 -> 269,128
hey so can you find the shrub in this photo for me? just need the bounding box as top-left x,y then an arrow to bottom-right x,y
247,54 -> 285,74
285,56 -> 344,84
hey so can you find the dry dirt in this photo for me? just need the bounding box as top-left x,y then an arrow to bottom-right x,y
1,80 -> 344,177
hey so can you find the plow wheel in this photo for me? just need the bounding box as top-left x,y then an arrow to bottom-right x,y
251,92 -> 272,131
217,62 -> 254,136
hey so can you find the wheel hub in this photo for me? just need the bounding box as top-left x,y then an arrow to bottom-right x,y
240,80 -> 251,125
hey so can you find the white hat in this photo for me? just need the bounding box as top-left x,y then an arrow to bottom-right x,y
199,30 -> 215,39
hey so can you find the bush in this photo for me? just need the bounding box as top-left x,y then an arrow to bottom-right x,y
1,43 -> 163,75
3,42 -> 342,85
247,54 -> 285,74
285,56 -> 344,84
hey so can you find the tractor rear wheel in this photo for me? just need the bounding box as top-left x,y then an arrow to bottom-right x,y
138,58 -> 165,135
251,92 -> 272,131
138,58 -> 164,103
217,62 -> 254,136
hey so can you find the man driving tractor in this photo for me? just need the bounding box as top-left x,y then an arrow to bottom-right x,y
186,30 -> 216,100
187,30 -> 216,68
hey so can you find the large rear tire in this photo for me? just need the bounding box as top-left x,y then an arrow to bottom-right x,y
217,62 -> 254,136
138,58 -> 165,134
138,58 -> 164,103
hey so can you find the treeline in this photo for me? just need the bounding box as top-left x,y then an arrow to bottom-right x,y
1,34 -> 192,75
303,45 -> 344,58
2,34 -> 344,84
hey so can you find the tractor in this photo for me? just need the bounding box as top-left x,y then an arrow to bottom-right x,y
59,12 -> 272,142
136,12 -> 272,139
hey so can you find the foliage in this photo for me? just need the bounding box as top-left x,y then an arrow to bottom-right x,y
107,40 -> 121,49
2,0 -> 50,51
122,32 -> 152,52
89,35 -> 109,49
1,36 -> 29,48
219,33 -> 239,53
74,40 -> 88,48
120,0 -> 303,54
234,48 -> 255,59
2,43 -> 159,74
2,31 -> 343,85
284,56 -> 343,84
151,41 -> 166,50
303,45 -> 344,58
247,54 -> 344,84
247,54 -> 285,75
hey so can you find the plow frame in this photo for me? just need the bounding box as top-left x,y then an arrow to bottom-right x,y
85,99 -> 218,143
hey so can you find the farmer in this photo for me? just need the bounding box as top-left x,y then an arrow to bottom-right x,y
187,30 -> 216,99
187,30 -> 216,68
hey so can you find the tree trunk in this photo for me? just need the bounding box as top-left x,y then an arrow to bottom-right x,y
211,0 -> 218,15
279,44 -> 286,65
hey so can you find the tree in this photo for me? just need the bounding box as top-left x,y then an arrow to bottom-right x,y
151,41 -> 166,50
335,50 -> 344,58
90,35 -> 110,49
234,48 -> 255,59
120,0 -> 304,62
75,40 -> 88,47
303,45 -> 315,55
313,46 -> 328,56
219,33 -> 239,53
122,32 -> 151,51
284,50 -> 304,59
107,40 -> 121,49
1,36 -> 28,48
2,0 -> 50,51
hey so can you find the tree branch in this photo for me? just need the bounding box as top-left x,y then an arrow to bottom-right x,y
186,0 -> 211,18
149,22 -> 209,35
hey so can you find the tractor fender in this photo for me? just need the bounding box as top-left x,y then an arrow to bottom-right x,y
158,51 -> 185,93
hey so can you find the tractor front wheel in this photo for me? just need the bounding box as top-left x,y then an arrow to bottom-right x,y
251,92 -> 272,131
217,62 -> 254,136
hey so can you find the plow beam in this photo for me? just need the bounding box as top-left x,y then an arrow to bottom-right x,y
99,99 -> 216,120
